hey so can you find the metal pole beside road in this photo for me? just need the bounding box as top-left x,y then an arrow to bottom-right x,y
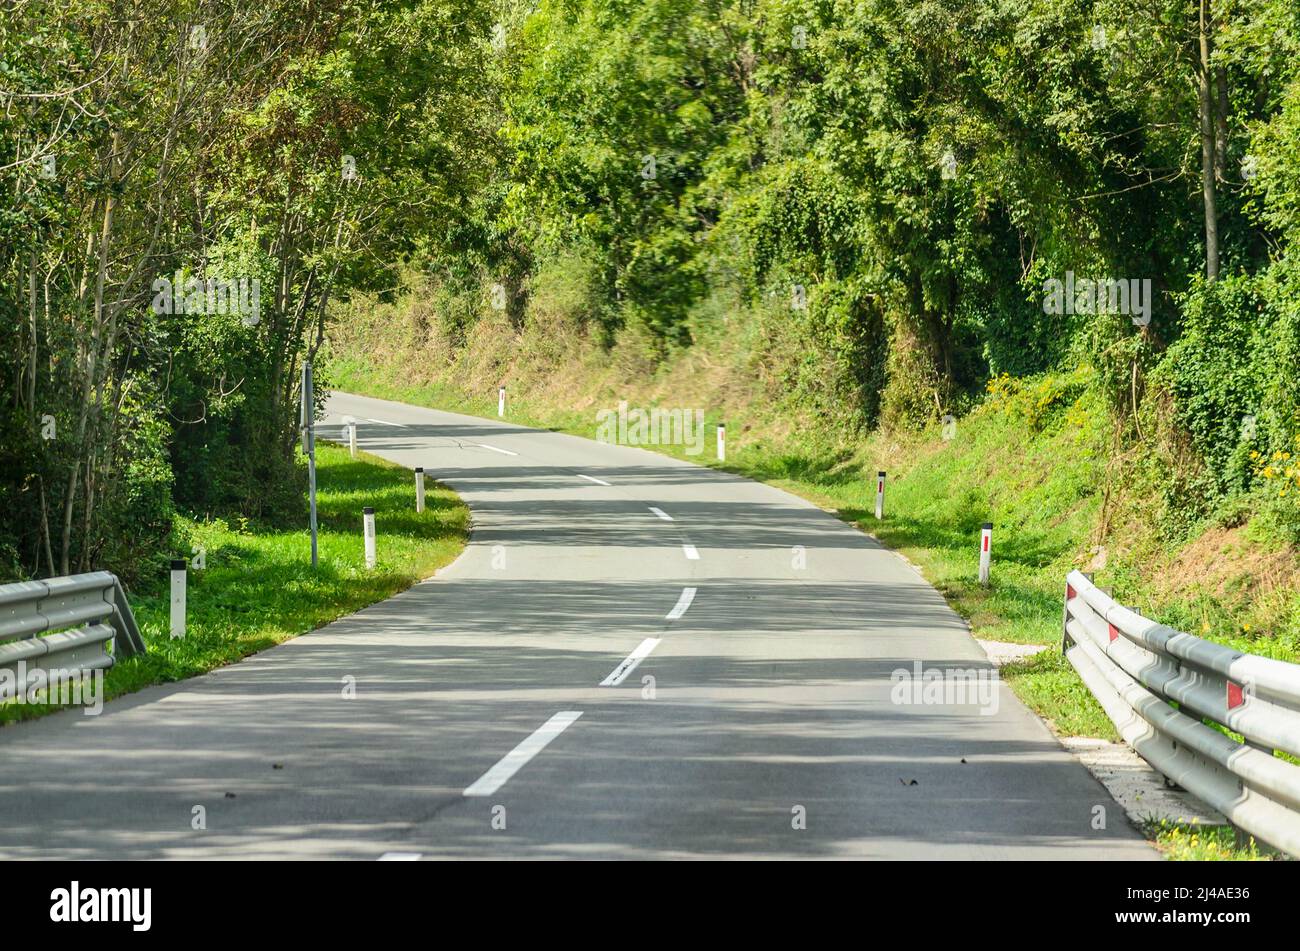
302,362 -> 319,568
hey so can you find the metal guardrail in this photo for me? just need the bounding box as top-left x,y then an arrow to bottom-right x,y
0,571 -> 146,702
1063,569 -> 1300,857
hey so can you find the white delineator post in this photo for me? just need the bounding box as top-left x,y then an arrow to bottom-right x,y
498,386 -> 506,418
717,422 -> 726,462
363,506 -> 377,569
978,522 -> 992,586
348,421 -> 357,458
169,559 -> 187,638
875,470 -> 886,520
415,467 -> 426,513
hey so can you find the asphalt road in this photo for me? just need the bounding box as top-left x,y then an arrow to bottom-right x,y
0,391 -> 1157,859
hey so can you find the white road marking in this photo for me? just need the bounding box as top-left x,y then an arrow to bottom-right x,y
578,474 -> 611,486
364,417 -> 406,427
648,507 -> 672,521
476,443 -> 519,456
599,638 -> 661,687
463,711 -> 583,797
378,852 -> 422,861
666,586 -> 697,620
682,544 -> 699,560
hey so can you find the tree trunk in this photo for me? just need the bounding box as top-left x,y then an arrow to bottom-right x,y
1198,0 -> 1220,281
1214,65 -> 1229,183
26,249 -> 37,413
62,138 -> 118,574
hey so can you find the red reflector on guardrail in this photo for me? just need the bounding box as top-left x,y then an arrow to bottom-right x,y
1227,681 -> 1245,710
1108,622 -> 1119,643
1066,584 -> 1075,600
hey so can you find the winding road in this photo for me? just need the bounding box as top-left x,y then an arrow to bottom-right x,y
0,391 -> 1156,859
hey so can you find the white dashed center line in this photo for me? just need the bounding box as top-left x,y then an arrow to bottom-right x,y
682,544 -> 699,560
379,852 -> 422,861
599,638 -> 661,687
476,443 -> 519,456
666,587 -> 697,620
648,507 -> 672,521
578,474 -> 611,486
363,417 -> 406,427
463,711 -> 583,797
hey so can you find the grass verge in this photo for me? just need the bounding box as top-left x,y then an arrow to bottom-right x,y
2,442 -> 468,725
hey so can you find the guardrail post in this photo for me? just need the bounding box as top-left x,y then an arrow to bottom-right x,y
717,422 -> 726,462
169,560 -> 187,638
415,467 -> 426,513
978,523 -> 992,586
363,506 -> 376,569
875,471 -> 886,520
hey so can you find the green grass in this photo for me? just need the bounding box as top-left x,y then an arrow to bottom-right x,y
2,442 -> 468,725
1142,819 -> 1276,861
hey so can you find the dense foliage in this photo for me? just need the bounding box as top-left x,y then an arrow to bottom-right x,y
3,0 -> 1299,580
482,0 -> 1300,531
0,0 -> 491,579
